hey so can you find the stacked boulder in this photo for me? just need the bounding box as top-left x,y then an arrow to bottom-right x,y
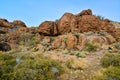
38,9 -> 115,36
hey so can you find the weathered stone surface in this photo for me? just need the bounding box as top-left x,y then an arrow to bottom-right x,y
38,9 -> 116,41
77,9 -> 92,16
12,20 -> 27,27
38,21 -> 58,36
58,13 -> 74,34
0,18 -> 13,28
78,34 -> 86,49
66,33 -> 77,50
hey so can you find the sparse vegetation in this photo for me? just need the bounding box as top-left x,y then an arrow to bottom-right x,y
96,15 -> 105,20
101,53 -> 120,68
93,53 -> 120,80
76,51 -> 86,58
85,42 -> 99,52
0,52 -> 64,80
113,42 -> 120,50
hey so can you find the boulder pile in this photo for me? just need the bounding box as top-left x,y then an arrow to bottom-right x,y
38,9 -> 115,36
0,9 -> 119,51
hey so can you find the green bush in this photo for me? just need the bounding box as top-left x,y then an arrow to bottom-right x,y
101,53 -> 120,67
0,52 -> 64,80
41,41 -> 50,47
113,42 -> 120,50
62,49 -> 69,54
93,53 -> 120,80
76,51 -> 86,58
85,42 -> 98,52
95,67 -> 120,80
19,33 -> 38,47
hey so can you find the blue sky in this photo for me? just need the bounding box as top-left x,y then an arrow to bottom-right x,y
0,0 -> 119,27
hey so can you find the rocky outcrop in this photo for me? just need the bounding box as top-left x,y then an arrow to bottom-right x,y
12,20 -> 27,27
38,21 -> 58,36
58,13 -> 74,34
38,9 -> 115,37
0,18 -> 13,28
66,33 -> 77,50
77,9 -> 92,16
0,9 -> 119,51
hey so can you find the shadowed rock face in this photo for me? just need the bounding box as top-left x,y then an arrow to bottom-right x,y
0,42 -> 11,51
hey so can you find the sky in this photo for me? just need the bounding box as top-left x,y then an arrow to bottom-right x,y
0,0 -> 119,27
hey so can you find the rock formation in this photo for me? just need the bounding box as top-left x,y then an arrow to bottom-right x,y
38,9 -> 116,36
0,9 -> 120,51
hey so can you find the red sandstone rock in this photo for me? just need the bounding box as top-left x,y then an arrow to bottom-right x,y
12,20 -> 27,27
58,13 -> 74,34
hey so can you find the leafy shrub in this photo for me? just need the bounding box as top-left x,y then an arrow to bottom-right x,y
94,67 -> 120,80
113,42 -> 120,50
74,32 -> 81,38
85,42 -> 98,52
76,51 -> 86,58
93,53 -> 120,80
62,49 -> 69,54
69,50 -> 86,58
101,53 -> 120,67
99,31 -> 107,36
41,41 -> 50,47
0,52 -> 64,80
85,31 -> 94,36
65,59 -> 73,69
19,33 -> 38,47
104,66 -> 120,80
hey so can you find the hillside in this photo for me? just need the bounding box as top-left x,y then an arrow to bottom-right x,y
0,9 -> 120,80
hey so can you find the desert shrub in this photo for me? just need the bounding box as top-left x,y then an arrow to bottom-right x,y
93,53 -> 120,80
104,66 -> 120,80
74,32 -> 81,38
63,37 -> 67,42
76,51 -> 86,58
62,49 -> 69,54
94,67 -> 120,80
101,53 -> 120,68
85,31 -> 94,36
41,41 -> 50,47
96,15 -> 105,20
30,47 -> 39,52
113,42 -> 120,50
99,31 -> 107,36
69,49 -> 76,55
26,36 -> 38,47
0,53 -> 16,79
0,52 -> 64,80
69,50 -> 86,58
65,59 -> 74,69
85,42 -> 98,52
19,33 -> 38,47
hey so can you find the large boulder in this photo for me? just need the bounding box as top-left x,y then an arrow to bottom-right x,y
58,13 -> 74,34
77,9 -> 92,16
0,18 -> 13,28
38,21 -> 58,36
12,20 -> 27,27
71,15 -> 102,33
66,33 -> 77,50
